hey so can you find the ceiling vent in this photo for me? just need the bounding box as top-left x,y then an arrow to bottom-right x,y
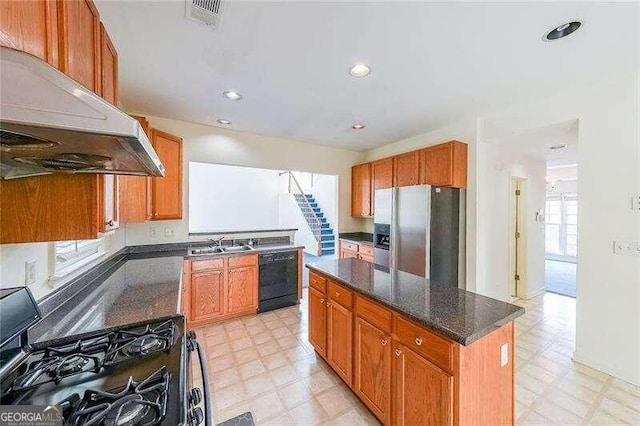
186,0 -> 224,28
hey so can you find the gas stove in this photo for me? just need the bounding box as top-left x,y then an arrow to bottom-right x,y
0,288 -> 209,426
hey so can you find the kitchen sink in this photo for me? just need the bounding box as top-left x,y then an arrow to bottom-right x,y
188,245 -> 254,256
222,245 -> 254,252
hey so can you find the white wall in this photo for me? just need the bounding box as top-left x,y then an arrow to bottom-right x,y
0,229 -> 126,300
125,115 -> 366,246
189,162 -> 281,232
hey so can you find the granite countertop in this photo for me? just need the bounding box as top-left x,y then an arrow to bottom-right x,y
30,253 -> 184,346
306,258 -> 524,346
338,232 -> 374,247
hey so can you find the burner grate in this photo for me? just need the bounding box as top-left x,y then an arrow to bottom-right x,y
64,366 -> 170,426
104,320 -> 175,366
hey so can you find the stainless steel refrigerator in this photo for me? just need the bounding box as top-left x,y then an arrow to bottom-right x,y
373,185 -> 464,287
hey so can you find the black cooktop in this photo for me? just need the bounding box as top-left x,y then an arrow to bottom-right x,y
1,317 -> 186,426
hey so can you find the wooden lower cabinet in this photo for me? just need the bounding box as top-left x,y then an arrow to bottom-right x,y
191,269 -> 225,322
327,299 -> 353,386
184,254 -> 258,327
354,317 -> 391,424
308,270 -> 516,426
338,239 -> 374,263
227,265 -> 257,313
308,286 -> 327,357
392,341 -> 453,426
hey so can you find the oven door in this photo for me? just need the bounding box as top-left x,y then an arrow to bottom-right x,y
186,331 -> 211,426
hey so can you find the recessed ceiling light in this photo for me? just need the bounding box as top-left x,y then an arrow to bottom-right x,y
543,21 -> 582,41
348,64 -> 371,78
216,119 -> 232,125
549,144 -> 567,150
222,91 -> 242,101
352,124 -> 365,130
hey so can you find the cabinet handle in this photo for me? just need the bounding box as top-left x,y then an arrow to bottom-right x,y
326,302 -> 332,307
320,298 -> 325,304
415,337 -> 423,346
335,292 -> 341,297
395,349 -> 402,356
381,339 -> 388,346
106,220 -> 114,227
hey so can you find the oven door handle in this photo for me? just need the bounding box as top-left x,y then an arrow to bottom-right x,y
188,331 -> 212,426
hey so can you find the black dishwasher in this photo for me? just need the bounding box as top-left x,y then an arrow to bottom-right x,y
258,251 -> 298,312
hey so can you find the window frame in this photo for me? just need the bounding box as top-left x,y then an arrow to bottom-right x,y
50,237 -> 108,280
545,192 -> 578,262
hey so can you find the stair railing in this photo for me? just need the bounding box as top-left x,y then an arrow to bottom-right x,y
280,171 -> 323,253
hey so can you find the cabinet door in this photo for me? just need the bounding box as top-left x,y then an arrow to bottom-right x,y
421,141 -> 467,188
308,286 -> 327,357
58,0 -> 100,92
150,130 -> 183,220
191,270 -> 225,322
98,175 -> 119,232
119,116 -> 151,223
393,151 -> 420,187
327,300 -> 353,386
99,23 -> 117,106
392,342 -> 453,426
340,249 -> 358,259
0,0 -> 58,66
372,158 -> 393,190
358,253 -> 374,263
355,317 -> 391,423
352,163 -> 372,217
227,266 -> 257,313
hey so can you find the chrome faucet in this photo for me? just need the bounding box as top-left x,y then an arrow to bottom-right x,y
209,236 -> 225,247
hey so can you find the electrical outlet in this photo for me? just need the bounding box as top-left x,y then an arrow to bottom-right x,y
613,240 -> 640,257
25,260 -> 36,285
632,195 -> 640,211
500,343 -> 509,367
164,227 -> 176,237
150,227 -> 158,238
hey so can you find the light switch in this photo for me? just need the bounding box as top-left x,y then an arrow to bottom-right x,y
632,196 -> 640,211
501,343 -> 509,367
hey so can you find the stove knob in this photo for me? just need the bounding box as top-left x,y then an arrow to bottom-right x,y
190,387 -> 202,406
191,407 -> 204,425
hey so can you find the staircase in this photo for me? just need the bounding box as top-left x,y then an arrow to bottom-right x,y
293,193 -> 335,255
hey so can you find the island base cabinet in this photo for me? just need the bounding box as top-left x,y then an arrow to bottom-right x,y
327,301 -> 353,386
308,286 -> 327,357
354,317 -> 391,424
393,342 -> 453,426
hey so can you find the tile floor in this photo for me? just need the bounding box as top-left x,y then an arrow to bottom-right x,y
194,290 -> 639,425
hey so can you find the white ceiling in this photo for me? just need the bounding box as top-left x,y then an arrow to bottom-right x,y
95,1 -> 639,151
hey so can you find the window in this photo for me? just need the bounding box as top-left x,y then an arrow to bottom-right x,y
545,193 -> 578,261
53,238 -> 106,278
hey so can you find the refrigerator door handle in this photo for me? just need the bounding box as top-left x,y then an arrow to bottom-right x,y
390,188 -> 397,270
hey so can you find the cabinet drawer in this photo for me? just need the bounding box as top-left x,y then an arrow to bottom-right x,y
358,245 -> 374,257
358,254 -> 374,263
328,281 -> 353,309
192,258 -> 224,272
393,314 -> 453,371
228,254 -> 258,268
309,271 -> 327,293
355,296 -> 391,334
340,240 -> 359,252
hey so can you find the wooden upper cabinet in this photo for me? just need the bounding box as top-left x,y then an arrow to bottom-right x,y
308,286 -> 327,357
351,163 -> 372,217
99,22 -> 117,106
354,317 -> 391,424
421,141 -> 468,188
191,270 -> 225,322
149,130 -> 183,220
227,266 -> 257,313
393,150 -> 420,187
98,175 -> 119,232
0,0 -> 59,66
393,342 -> 453,426
372,158 -> 393,191
58,0 -> 100,92
119,116 -> 150,223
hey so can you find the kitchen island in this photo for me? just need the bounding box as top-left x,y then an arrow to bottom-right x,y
306,258 -> 524,425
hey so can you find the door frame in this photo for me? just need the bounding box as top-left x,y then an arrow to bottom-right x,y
509,176 -> 527,298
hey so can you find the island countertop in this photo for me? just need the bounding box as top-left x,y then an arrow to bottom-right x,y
306,258 -> 524,346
